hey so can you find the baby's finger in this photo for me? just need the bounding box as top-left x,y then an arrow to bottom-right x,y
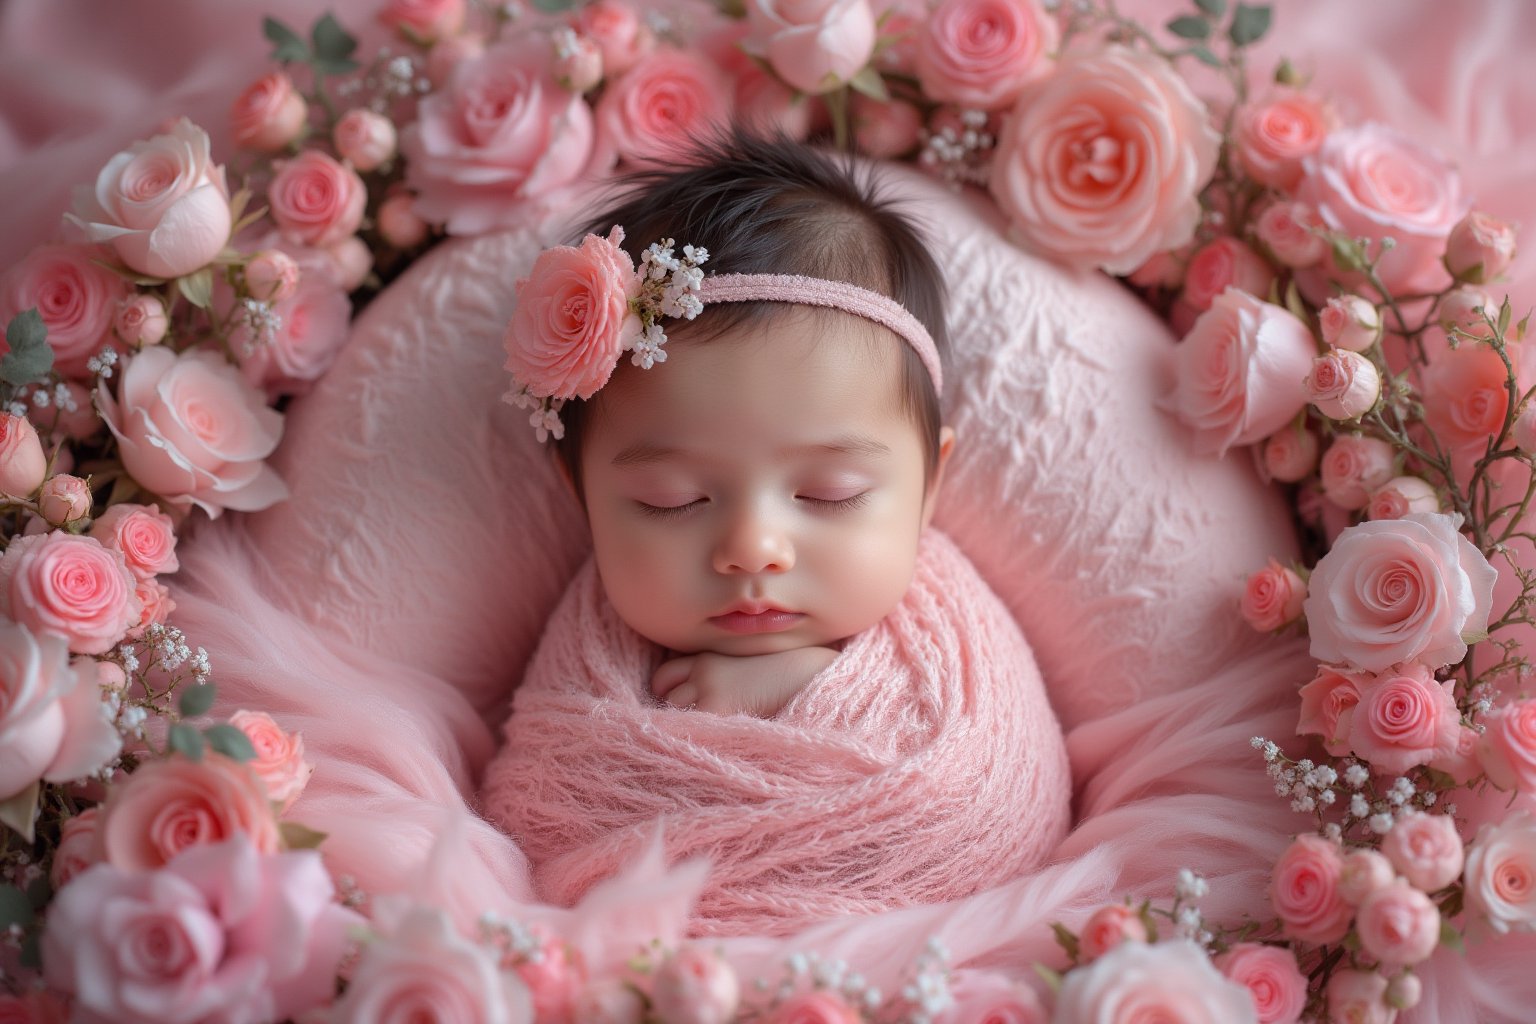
664,681 -> 699,709
650,658 -> 694,699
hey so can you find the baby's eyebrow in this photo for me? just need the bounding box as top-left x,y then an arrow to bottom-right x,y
610,434 -> 890,467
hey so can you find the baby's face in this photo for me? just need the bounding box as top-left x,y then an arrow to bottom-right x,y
578,308 -> 946,657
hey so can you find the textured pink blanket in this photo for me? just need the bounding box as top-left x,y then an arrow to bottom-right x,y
483,531 -> 1072,936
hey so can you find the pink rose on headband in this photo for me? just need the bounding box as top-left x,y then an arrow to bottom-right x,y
504,227 -> 640,401
0,244 -> 127,378
746,0 -> 877,96
403,36 -> 594,235
990,45 -> 1219,275
0,532 -> 140,655
1055,940 -> 1256,1022
915,0 -> 1057,110
594,49 -> 732,169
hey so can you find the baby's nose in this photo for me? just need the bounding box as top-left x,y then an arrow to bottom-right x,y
712,512 -> 795,575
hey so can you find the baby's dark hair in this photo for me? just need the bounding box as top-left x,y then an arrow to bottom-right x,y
554,130 -> 950,493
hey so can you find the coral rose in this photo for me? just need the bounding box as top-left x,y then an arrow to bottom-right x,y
230,71 -> 307,152
1234,89 -> 1335,190
914,0 -> 1057,110
0,243 -> 128,378
594,49 -> 732,169
1479,698 -> 1536,793
0,531 -> 140,655
1421,342 -> 1515,452
1214,943 -> 1306,1024
1445,210 -> 1517,284
1382,812 -> 1464,893
268,150 -> 366,248
1270,834 -> 1352,943
378,0 -> 465,43
1240,558 -> 1306,632
1079,903 -> 1149,960
989,45 -> 1219,275
1054,939 -> 1257,1023
229,709 -> 314,811
0,621 -> 120,798
1464,811 -> 1536,933
88,502 -> 179,579
746,0 -> 877,96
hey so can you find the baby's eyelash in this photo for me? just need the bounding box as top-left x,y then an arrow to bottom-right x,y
798,492 -> 871,511
635,499 -> 705,520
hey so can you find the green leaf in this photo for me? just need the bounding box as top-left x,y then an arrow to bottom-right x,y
0,782 -> 39,843
24,875 -> 51,911
178,682 -> 217,718
263,16 -> 310,63
310,13 -> 357,63
1,309 -> 54,387
169,722 -> 206,761
177,268 -> 214,310
280,820 -> 330,850
531,0 -> 577,12
847,65 -> 889,103
1274,57 -> 1300,86
1050,921 -> 1081,962
204,723 -> 257,762
1189,45 -> 1222,67
1194,0 -> 1227,15
1228,4 -> 1272,47
18,930 -> 39,971
312,55 -> 360,76
1439,920 -> 1466,954
0,885 -> 33,929
1167,14 -> 1211,39
1330,235 -> 1370,274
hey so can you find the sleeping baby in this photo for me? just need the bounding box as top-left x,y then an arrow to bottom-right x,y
480,132 -> 1071,937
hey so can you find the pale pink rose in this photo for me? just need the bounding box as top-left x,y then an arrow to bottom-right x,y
1170,289 -> 1315,456
1348,663 -> 1458,775
0,414 -> 48,497
1213,943 -> 1306,1024
268,150 -> 366,248
1326,970 -> 1395,1024
576,1 -> 654,78
1464,810 -> 1536,933
403,36 -> 595,235
594,49 -> 732,169
95,346 -> 287,516
43,835 -> 360,1024
333,108 -> 398,172
651,944 -> 740,1024
936,970 -> 1045,1024
1445,211 -> 1516,284
1261,427 -> 1319,483
1235,89 -> 1335,191
378,0 -> 465,43
553,29 -> 604,93
990,45 -> 1219,275
228,709 -> 314,810
1319,434 -> 1396,510
426,30 -> 487,86
1240,558 -> 1306,633
1514,403 -> 1536,454
914,0 -> 1057,110
1256,201 -> 1327,269
1055,939 -> 1257,1023
574,978 -> 646,1024
1421,341 -> 1513,452
503,227 -> 641,401
1436,285 -> 1497,340
1368,476 -> 1440,521
1479,698 -> 1536,793
229,71 -> 308,152
852,94 -> 922,159
1079,903 -> 1149,961
1385,972 -> 1422,1011
1319,295 -> 1382,353
1356,881 -> 1440,968
1305,348 -> 1381,420
244,248 -> 300,303
89,502 -> 179,579
115,293 -> 168,347
97,752 -> 282,870
516,935 -> 583,1024
1296,123 -> 1468,298
1271,834 -> 1352,943
326,236 -> 373,292
1338,849 -> 1396,906
1297,666 -> 1365,756
1431,722 -> 1482,785
1181,237 -> 1275,314
333,905 -> 533,1022
0,531 -> 139,655
0,621 -> 120,799
747,0 -> 877,96
1382,812 -> 1464,892
51,807 -> 103,888
0,243 -> 128,377
126,576 -> 174,639
763,991 -> 862,1024
66,119 -> 232,280
37,473 -> 91,526
378,193 -> 430,249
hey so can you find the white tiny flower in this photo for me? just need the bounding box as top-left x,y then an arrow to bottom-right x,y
1369,812 -> 1396,835
1324,822 -> 1343,841
1350,794 -> 1371,818
1344,764 -> 1370,788
31,388 -> 49,408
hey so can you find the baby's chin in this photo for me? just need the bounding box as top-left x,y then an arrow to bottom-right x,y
658,630 -> 854,659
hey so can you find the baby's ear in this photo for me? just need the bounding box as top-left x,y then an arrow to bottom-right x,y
921,426 -> 956,528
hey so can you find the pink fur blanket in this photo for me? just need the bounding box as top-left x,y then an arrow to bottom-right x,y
482,531 -> 1072,936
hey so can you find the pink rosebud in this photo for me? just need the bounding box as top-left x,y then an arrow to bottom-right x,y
1261,427 -> 1319,483
1338,848 -> 1396,906
1319,295 -> 1382,352
914,0 -> 1057,110
49,807 -> 102,888
1240,558 -> 1306,632
553,29 -> 605,93
852,94 -> 923,159
426,30 -> 486,87
1326,970 -> 1394,1024
88,502 -> 178,579
268,150 -> 367,249
577,0 -> 654,78
1464,810 -> 1536,933
747,0 -> 878,96
1437,285 -> 1497,339
1319,435 -> 1395,510
1421,341 -> 1511,452
1214,943 -> 1306,1024
114,293 -> 168,347
378,193 -> 430,249
1445,211 -> 1516,284
1235,88 -> 1335,190
1348,663 -> 1458,775
37,474 -> 91,526
1297,666 -> 1365,756
764,990 -> 864,1024
232,244 -> 352,398
230,71 -> 308,152
1356,881 -> 1440,968
0,531 -> 140,654
1382,812 -> 1464,893
651,945 -> 740,1024
228,709 -> 314,810
1385,972 -> 1422,1011
333,109 -> 398,173
326,236 -> 373,292
1306,348 -> 1381,420
245,248 -> 301,303
98,752 -> 282,870
377,0 -> 465,43
1256,200 -> 1327,269
0,413 -> 48,497
1479,698 -> 1536,793
1271,834 -> 1352,943
1513,403 -> 1536,454
936,970 -> 1045,1024
1180,236 -> 1275,313
1367,476 -> 1439,521
1079,903 -> 1149,961
574,978 -> 646,1024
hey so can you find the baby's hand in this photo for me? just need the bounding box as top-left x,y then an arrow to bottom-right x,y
651,647 -> 840,718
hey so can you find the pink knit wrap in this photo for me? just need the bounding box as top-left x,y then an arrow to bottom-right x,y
481,530 -> 1071,937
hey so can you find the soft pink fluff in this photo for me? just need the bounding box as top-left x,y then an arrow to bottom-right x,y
483,530 -> 1072,936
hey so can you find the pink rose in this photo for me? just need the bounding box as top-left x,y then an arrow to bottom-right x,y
1181,237 -> 1275,314
0,531 -> 140,655
1338,849 -> 1395,906
244,248 -> 300,303
651,945 -> 740,1024
89,502 -> 179,579
378,0 -> 465,43
0,621 -> 120,799
1431,722 -> 1482,785
1079,903 -> 1149,961
1326,970 -> 1394,1024
1305,348 -> 1381,420
333,108 -> 398,172
1347,663 -> 1458,775
230,71 -> 308,152
746,0 -> 877,95
1256,201 -> 1327,269
268,150 -> 366,248
503,227 -> 641,401
576,1 -> 654,78
378,193 -> 430,249
1297,666 -> 1365,755
574,979 -> 646,1024
1271,834 -> 1352,943
1319,435 -> 1395,510
937,970 -> 1045,1024
1382,812 -> 1464,892
516,935 -> 584,1024
1303,513 -> 1496,672
1214,943 -> 1306,1024
96,346 -> 287,516
326,236 -> 373,292
0,243 -> 128,377
852,94 -> 922,159
403,36 -> 595,235
914,0 -> 1057,110
1296,123 -> 1468,298
127,576 -> 175,639
990,45 -> 1219,275
0,414 -> 48,497
1445,211 -> 1516,284
66,119 -> 232,280
594,49 -> 732,169
1054,940 -> 1256,1023
1514,404 -> 1536,455
1479,698 -> 1536,793
228,709 -> 314,810
764,991 -> 862,1024
97,752 -> 282,871
115,293 -> 169,347
553,28 -> 604,93
1240,558 -> 1306,632
1319,295 -> 1382,353
334,905 -> 533,1022
37,473 -> 91,526
1464,810 -> 1536,933
1235,89 -> 1335,191
43,836 -> 359,1024
50,806 -> 102,888
1356,881 -> 1440,968
1128,247 -> 1189,290
1170,289 -> 1315,456
1261,426 -> 1318,483
231,243 -> 353,397
426,30 -> 486,87
1421,342 -> 1512,452
1436,285 -> 1497,339
1367,476 -> 1439,521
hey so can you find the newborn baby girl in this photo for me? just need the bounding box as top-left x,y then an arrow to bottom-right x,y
481,133 -> 1070,937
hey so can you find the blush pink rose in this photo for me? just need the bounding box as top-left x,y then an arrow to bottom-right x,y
228,709 -> 314,810
326,236 -> 372,292
115,293 -> 169,347
1181,237 -> 1275,314
1297,666 -> 1366,755
651,944 -> 741,1024
1436,285 -> 1497,339
230,71 -> 308,152
333,108 -> 398,172
244,248 -> 300,303
95,346 -> 287,517
426,30 -> 486,87
1319,295 -> 1382,353
378,192 -> 431,249
1241,558 -> 1306,632
1319,434 -> 1396,510
937,970 -> 1045,1024
1213,944 -> 1306,1024
1256,201 -> 1327,269
97,752 -> 282,871
37,473 -> 91,526
1079,903 -> 1149,961
0,621 -> 120,798
764,991 -> 862,1024
403,36 -> 595,235
1348,663 -> 1458,775
230,242 -> 352,397
0,243 -> 128,377
1054,940 -> 1256,1023
1421,342 -> 1513,452
1367,476 -> 1440,521
1356,881 -> 1441,968
553,29 -> 604,93
1382,812 -> 1464,892
50,806 -> 103,888
1464,811 -> 1536,933
1303,513 -> 1496,672
990,45 -> 1219,275
576,0 -> 654,77
1479,698 -> 1536,793
1170,288 -> 1315,456
1306,348 -> 1381,420
503,227 -> 641,401
1326,970 -> 1394,1024
0,531 -> 140,655
89,502 -> 179,579
1261,426 -> 1319,483
914,0 -> 1057,110
66,119 -> 232,280
1235,89 -> 1335,191
127,577 -> 175,639
1431,722 -> 1482,785
43,836 -> 360,1024
0,413 -> 48,497
1271,834 -> 1353,943
594,49 -> 732,169
268,150 -> 366,248
1445,211 -> 1517,284
377,0 -> 465,43
1338,849 -> 1395,906
746,0 -> 877,96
